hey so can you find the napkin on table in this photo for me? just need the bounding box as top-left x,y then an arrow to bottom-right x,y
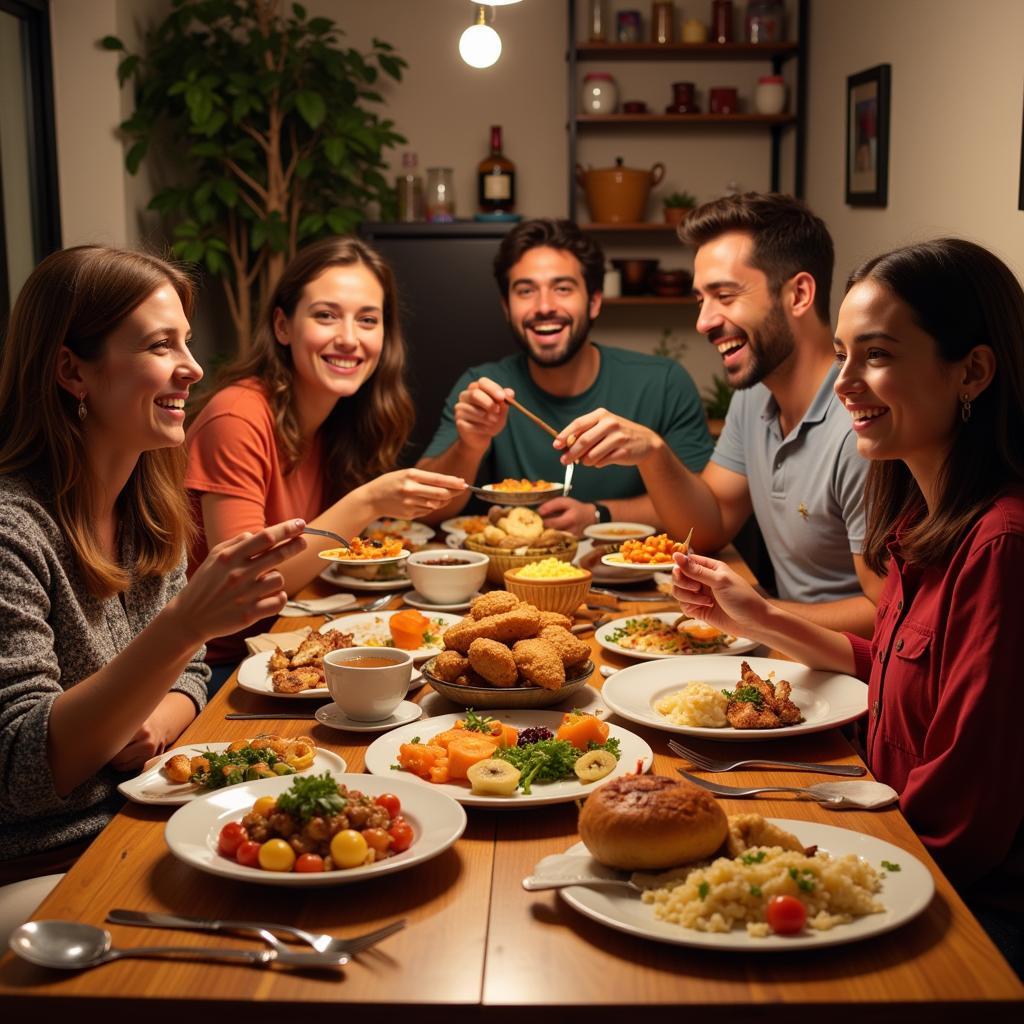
278,593 -> 357,617
245,627 -> 312,656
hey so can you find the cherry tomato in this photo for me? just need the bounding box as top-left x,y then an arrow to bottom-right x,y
363,828 -> 392,855
388,818 -> 414,853
252,795 -> 277,818
218,821 -> 247,857
294,853 -> 326,873
236,839 -> 262,868
375,793 -> 401,819
259,838 -> 297,872
765,895 -> 807,935
331,829 -> 369,869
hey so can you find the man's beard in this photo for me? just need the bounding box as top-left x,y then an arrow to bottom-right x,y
719,300 -> 795,390
509,311 -> 592,369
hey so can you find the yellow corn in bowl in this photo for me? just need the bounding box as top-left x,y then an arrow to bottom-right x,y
503,564 -> 592,616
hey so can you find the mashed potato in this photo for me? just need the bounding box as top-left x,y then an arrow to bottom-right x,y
654,683 -> 728,727
642,846 -> 884,937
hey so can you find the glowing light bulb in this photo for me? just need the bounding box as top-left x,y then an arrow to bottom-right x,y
459,22 -> 502,68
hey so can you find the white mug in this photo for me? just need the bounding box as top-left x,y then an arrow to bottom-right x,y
323,646 -> 412,721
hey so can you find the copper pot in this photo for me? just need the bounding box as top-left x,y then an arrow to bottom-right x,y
575,158 -> 665,223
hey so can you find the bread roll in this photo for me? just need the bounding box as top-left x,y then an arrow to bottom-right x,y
577,774 -> 728,870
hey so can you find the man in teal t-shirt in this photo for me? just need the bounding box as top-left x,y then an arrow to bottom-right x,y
418,218 -> 712,535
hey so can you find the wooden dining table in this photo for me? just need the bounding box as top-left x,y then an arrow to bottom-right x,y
1,546 -> 1021,1022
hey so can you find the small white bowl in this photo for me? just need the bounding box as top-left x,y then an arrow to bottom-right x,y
405,549 -> 489,605
316,548 -> 410,580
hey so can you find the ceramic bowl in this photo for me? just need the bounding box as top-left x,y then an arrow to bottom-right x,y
503,567 -> 593,616
405,550 -> 489,605
422,657 -> 595,710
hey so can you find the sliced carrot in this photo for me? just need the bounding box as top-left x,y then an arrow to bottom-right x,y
398,742 -> 446,779
391,609 -> 429,649
428,757 -> 450,784
446,735 -> 500,779
555,712 -> 609,751
498,723 -> 519,748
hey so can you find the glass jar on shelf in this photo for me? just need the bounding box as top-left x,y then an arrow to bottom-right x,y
745,0 -> 785,43
425,167 -> 455,222
580,72 -> 619,115
754,75 -> 786,114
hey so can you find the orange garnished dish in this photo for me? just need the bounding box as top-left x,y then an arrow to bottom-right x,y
489,478 -> 557,492
321,536 -> 404,560
617,533 -> 690,565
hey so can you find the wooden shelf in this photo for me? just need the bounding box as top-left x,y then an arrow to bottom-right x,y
577,113 -> 797,126
580,221 -> 680,232
576,41 -> 799,62
601,295 -> 698,306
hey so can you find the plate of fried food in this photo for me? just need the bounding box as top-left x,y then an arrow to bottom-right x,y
236,629 -> 359,698
601,532 -> 690,570
421,590 -> 595,709
596,612 -> 758,660
320,609 -> 463,662
601,656 -> 867,741
317,536 -> 411,579
363,517 -> 434,550
540,777 -> 932,949
118,737 -> 346,806
471,478 -> 563,506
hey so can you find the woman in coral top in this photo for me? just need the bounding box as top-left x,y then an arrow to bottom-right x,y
671,238 -> 1023,972
186,238 -> 465,675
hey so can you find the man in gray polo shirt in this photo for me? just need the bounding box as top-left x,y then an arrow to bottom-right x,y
550,193 -> 881,635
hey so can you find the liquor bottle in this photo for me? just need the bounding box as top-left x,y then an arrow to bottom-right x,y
477,125 -> 516,214
396,151 -> 424,222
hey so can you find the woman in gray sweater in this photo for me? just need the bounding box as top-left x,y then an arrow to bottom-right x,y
0,246 -> 306,884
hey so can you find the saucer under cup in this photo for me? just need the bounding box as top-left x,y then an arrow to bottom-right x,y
323,646 -> 412,722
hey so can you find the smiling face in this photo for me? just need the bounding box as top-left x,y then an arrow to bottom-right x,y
71,283 -> 202,456
834,279 -> 966,470
273,263 -> 385,413
503,246 -> 602,368
692,231 -> 796,389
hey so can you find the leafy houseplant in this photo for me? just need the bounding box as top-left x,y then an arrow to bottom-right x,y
702,372 -> 734,426
104,0 -> 407,352
662,189 -> 697,227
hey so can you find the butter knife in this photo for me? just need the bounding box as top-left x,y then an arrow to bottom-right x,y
561,460 -> 575,498
225,712 -> 319,720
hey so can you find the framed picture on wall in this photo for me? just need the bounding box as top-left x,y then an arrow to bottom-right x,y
845,64 -> 891,207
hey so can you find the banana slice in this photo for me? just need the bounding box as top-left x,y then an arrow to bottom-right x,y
574,749 -> 617,783
467,758 -> 522,796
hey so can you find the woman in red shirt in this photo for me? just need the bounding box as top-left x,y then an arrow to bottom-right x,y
671,238 -> 1023,972
187,238 -> 466,673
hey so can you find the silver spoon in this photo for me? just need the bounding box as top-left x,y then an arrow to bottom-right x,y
302,526 -> 351,549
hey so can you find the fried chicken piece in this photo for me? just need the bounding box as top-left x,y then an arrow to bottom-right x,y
725,814 -> 805,857
272,666 -> 323,693
268,647 -> 291,672
725,661 -> 804,729
162,754 -> 192,783
451,668 -> 489,688
320,630 -> 355,652
432,649 -> 471,683
467,637 -> 519,687
288,633 -> 331,668
470,591 -> 520,620
535,610 -> 574,631
512,638 -> 565,690
538,624 -> 590,667
443,606 -> 542,653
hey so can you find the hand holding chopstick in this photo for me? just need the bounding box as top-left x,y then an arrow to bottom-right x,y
506,395 -> 576,447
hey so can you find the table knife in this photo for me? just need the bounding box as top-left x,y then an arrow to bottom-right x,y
225,712 -> 319,720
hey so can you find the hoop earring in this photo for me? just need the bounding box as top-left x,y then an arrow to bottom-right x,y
77,393 -> 88,422
960,393 -> 971,423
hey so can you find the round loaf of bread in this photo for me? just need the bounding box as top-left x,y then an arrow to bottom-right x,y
578,773 -> 728,870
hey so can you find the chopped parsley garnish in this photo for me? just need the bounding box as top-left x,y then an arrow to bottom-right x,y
698,881 -> 710,900
274,772 -> 345,822
462,709 -> 497,734
721,685 -> 765,710
188,744 -> 293,790
749,885 -> 762,897
788,866 -> 816,892
881,860 -> 901,872
741,850 -> 768,865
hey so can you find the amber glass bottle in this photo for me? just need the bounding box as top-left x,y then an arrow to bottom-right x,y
477,125 -> 516,214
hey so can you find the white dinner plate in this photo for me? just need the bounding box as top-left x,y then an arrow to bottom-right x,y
118,742 -> 347,806
601,656 -> 867,741
582,521 -> 656,542
601,552 -> 677,572
402,589 -> 480,613
417,683 -> 610,721
235,650 -> 423,701
557,820 -> 934,950
439,516 -> 490,536
319,563 -> 414,591
364,711 -> 653,808
575,539 -> 654,584
315,699 -> 423,733
363,518 -> 434,547
319,610 -> 462,662
317,547 -> 410,567
474,483 -> 563,506
596,611 -> 759,660
165,772 -> 467,887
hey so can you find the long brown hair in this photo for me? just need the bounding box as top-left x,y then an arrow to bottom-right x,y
0,245 -> 196,597
849,238 -> 1024,572
203,237 -> 414,504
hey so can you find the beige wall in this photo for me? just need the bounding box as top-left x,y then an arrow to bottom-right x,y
805,0 -> 1024,311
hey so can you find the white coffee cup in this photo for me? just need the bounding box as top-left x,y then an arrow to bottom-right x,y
323,646 -> 413,721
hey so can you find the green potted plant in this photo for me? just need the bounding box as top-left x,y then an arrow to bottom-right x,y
662,189 -> 698,227
103,0 -> 407,353
702,373 -> 733,437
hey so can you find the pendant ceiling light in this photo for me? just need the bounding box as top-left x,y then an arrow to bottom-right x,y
459,1 -> 523,70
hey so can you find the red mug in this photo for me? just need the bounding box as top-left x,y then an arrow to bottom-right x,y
709,87 -> 738,114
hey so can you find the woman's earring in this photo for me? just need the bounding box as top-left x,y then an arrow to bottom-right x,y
77,393 -> 88,422
960,393 -> 972,423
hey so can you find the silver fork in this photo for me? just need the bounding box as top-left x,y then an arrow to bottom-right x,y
107,909 -> 406,959
667,739 -> 866,776
303,526 -> 351,549
676,768 -> 862,806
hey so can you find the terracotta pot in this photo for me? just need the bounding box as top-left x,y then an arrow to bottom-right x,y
663,206 -> 692,227
576,158 -> 665,223
611,258 -> 659,295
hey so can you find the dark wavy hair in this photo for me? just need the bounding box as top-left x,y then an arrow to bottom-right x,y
681,192 -> 834,323
849,238 -> 1024,573
202,237 -> 414,504
0,245 -> 195,597
493,218 -> 605,299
